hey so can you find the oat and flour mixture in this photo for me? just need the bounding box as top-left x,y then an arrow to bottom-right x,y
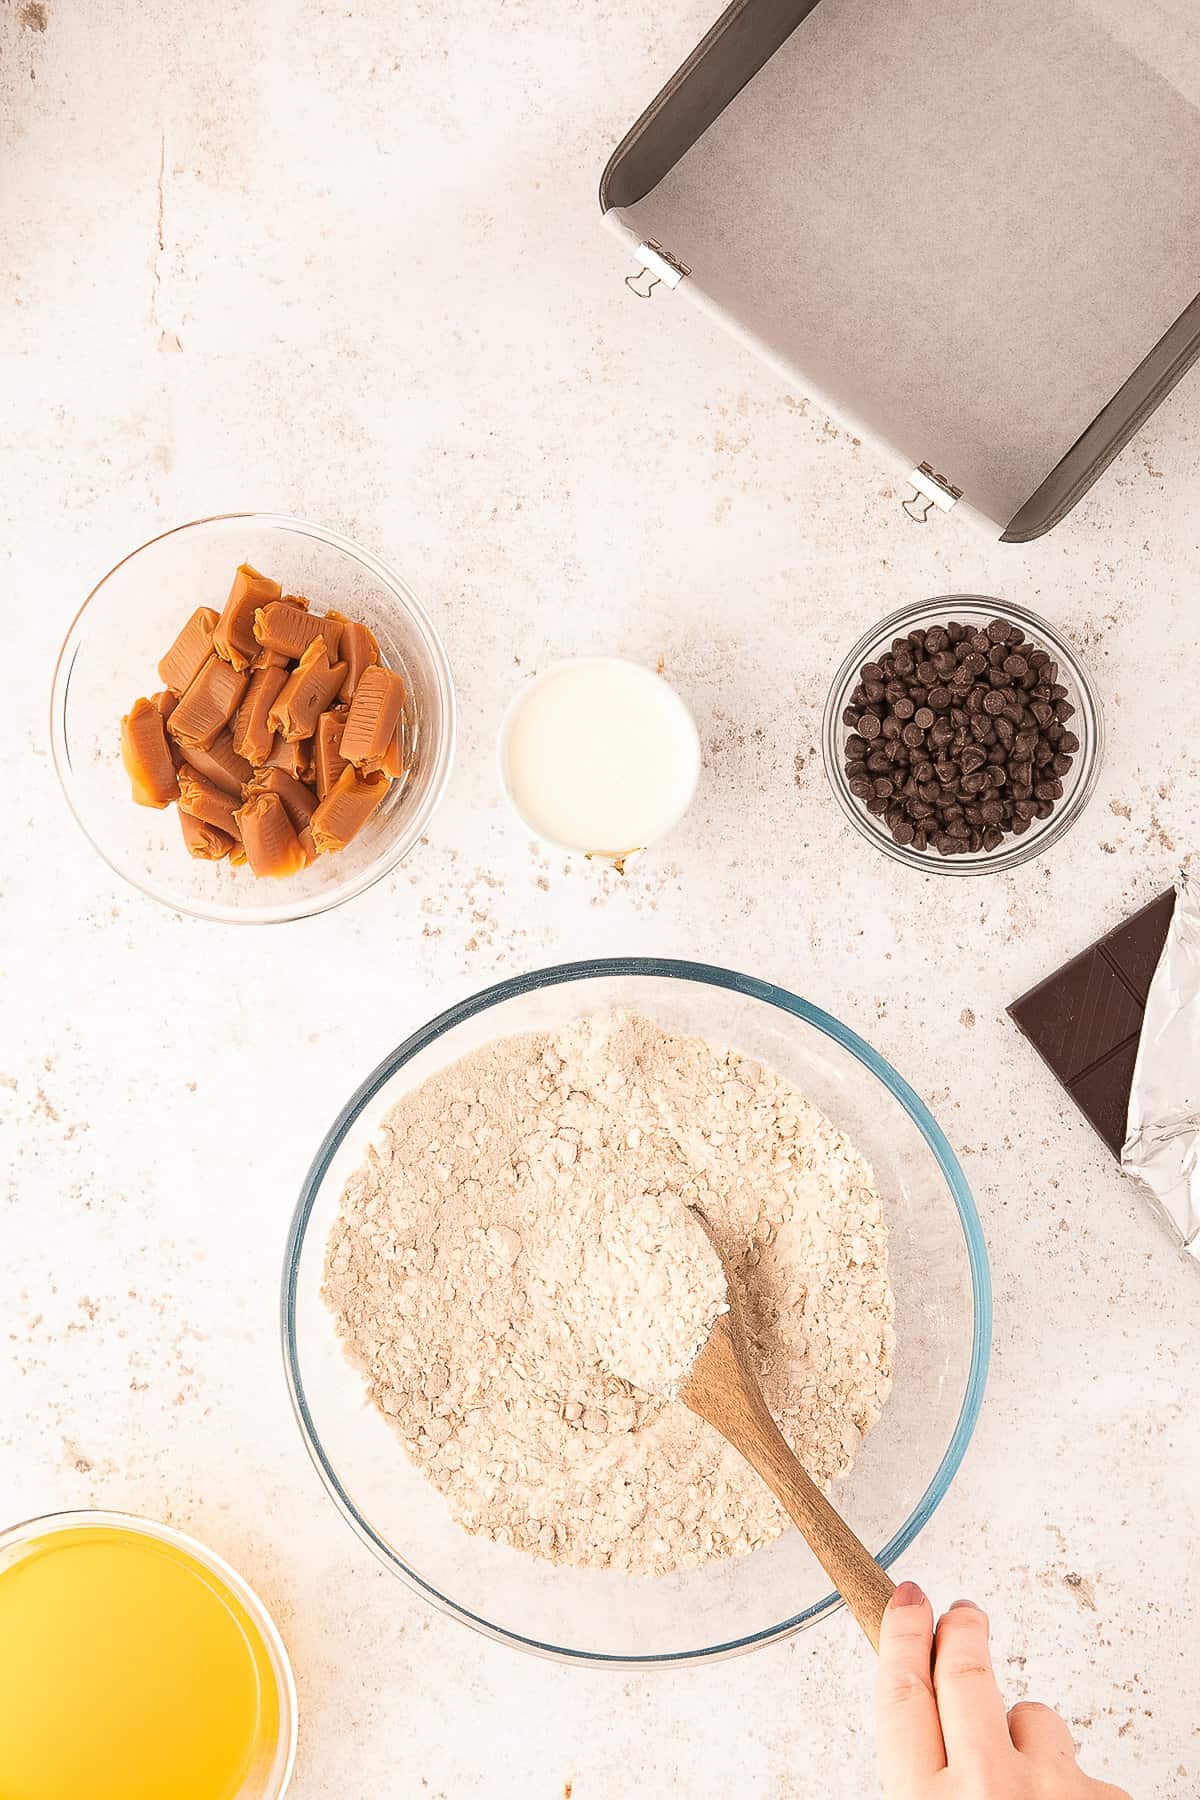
323,1012 -> 894,1576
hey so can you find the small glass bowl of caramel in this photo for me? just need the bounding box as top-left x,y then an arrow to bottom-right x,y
51,514 -> 456,924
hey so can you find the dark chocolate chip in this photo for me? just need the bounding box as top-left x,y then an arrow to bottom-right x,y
841,611 -> 1081,860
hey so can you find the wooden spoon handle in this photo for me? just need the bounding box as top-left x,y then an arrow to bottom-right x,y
738,1417 -> 895,1650
684,1312 -> 895,1649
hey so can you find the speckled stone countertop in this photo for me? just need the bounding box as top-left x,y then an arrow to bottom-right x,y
3,2 -> 1199,1795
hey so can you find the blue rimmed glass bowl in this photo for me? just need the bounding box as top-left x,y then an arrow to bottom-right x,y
282,960 -> 990,1667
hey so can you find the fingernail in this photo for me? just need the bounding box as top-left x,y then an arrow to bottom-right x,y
948,1597 -> 980,1611
891,1580 -> 926,1608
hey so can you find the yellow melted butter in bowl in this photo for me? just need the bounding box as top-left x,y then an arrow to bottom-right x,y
0,1516 -> 295,1800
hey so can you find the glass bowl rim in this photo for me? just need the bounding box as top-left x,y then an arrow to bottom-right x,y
281,955 -> 992,1668
49,510 -> 458,926
821,594 -> 1104,878
0,1505 -> 298,1797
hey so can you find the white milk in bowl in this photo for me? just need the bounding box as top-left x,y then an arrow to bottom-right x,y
499,657 -> 701,863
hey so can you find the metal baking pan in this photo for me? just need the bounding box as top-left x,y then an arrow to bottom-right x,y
600,0 -> 1200,539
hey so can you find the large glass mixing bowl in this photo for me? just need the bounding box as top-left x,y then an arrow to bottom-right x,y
282,960 -> 990,1666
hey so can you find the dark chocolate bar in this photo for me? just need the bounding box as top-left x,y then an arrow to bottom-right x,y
1007,890 -> 1176,1155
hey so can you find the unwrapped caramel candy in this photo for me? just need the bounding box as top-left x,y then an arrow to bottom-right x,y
181,727 -> 253,796
313,708 -> 350,799
236,790 -> 308,878
268,639 -> 348,743
168,655 -> 248,752
213,564 -> 281,671
309,763 -> 388,854
340,666 -> 406,772
123,565 -> 407,881
233,662 -> 289,767
253,600 -> 341,664
246,766 -> 317,832
177,764 -> 243,840
261,734 -> 311,781
121,697 -> 180,808
158,607 -> 218,695
379,722 -> 405,782
179,808 -> 236,861
333,617 -> 380,702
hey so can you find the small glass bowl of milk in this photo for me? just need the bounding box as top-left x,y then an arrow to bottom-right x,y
498,657 -> 701,866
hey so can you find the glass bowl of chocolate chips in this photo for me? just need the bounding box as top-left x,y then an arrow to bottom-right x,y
822,597 -> 1103,874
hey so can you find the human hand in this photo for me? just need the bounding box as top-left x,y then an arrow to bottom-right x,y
875,1583 -> 1132,1799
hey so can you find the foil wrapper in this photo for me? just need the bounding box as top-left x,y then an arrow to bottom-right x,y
1122,869 -> 1200,1261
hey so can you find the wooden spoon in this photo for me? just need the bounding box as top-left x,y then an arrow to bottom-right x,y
680,1215 -> 895,1650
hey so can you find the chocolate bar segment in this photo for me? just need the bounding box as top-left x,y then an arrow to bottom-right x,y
1016,950 -> 1144,1085
1068,1038 -> 1143,1157
1008,890 -> 1175,1158
1102,889 -> 1177,1002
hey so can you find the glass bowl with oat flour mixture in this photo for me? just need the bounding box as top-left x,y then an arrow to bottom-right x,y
282,960 -> 990,1667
